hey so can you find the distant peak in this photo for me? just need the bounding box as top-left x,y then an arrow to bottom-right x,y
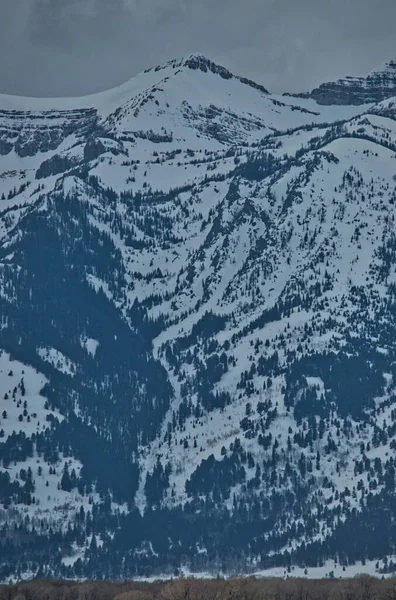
303,59 -> 396,106
367,60 -> 396,77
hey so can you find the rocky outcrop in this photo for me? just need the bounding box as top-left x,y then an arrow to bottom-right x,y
83,137 -> 106,162
35,154 -> 77,179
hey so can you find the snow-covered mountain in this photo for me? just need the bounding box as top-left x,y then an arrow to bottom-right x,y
1,54 -> 396,581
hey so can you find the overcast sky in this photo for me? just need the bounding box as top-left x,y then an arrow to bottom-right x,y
1,0 -> 395,98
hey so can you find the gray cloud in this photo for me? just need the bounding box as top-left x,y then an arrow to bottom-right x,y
0,0 -> 395,97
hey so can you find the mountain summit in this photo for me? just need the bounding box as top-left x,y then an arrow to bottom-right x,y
145,53 -> 270,94
305,60 -> 396,105
1,56 -> 396,580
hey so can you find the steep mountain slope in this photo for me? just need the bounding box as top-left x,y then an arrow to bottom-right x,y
1,54 -> 396,580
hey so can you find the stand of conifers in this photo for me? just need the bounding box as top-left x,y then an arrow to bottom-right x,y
1,576 -> 396,600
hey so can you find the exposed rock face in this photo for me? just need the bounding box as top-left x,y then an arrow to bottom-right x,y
0,107 -> 98,157
184,54 -> 270,94
307,61 -> 396,105
83,137 -> 106,162
35,154 -> 77,180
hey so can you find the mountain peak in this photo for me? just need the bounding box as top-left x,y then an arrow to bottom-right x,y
306,59 -> 396,105
368,59 -> 396,76
144,53 -> 269,95
181,53 -> 234,78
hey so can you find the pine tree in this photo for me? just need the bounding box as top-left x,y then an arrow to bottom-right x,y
61,463 -> 73,492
